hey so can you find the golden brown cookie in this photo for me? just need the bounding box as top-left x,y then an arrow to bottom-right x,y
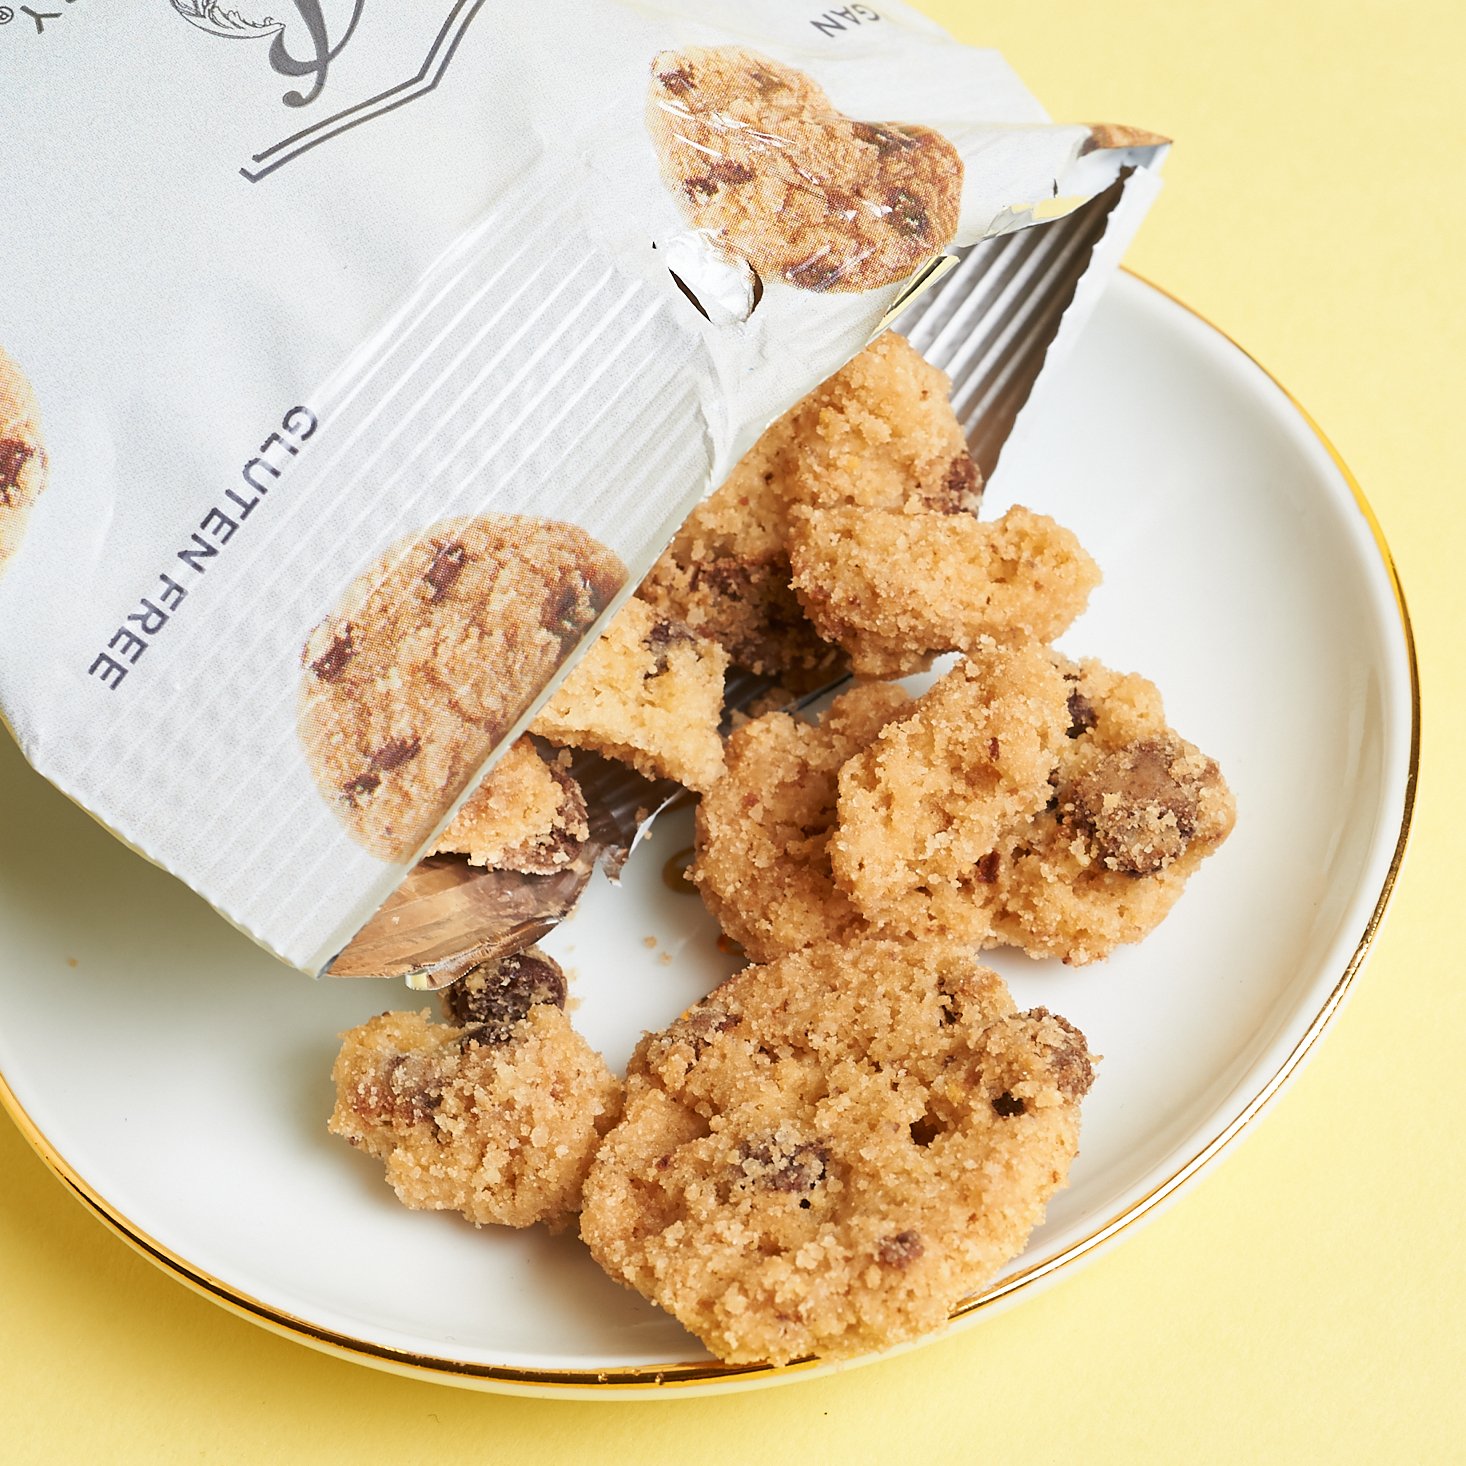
580,935 -> 1093,1364
692,681 -> 912,962
531,596 -> 729,792
0,347 -> 48,578
432,737 -> 588,873
991,658 -> 1236,964
647,48 -> 964,293
329,949 -> 620,1230
638,332 -> 979,685
781,331 -> 980,518
831,641 -> 1071,943
298,515 -> 625,862
636,417 -> 841,689
789,503 -> 1101,679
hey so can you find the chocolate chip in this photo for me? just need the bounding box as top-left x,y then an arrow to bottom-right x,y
658,67 -> 695,94
423,541 -> 467,602
689,553 -> 779,600
371,735 -> 421,772
926,453 -> 981,514
309,628 -> 355,683
1066,690 -> 1098,739
676,1005 -> 739,1054
853,122 -> 920,157
645,615 -> 697,674
542,575 -> 600,637
443,949 -> 568,1039
784,253 -> 846,292
975,850 -> 1001,884
1023,1007 -> 1095,1100
886,187 -> 931,239
0,438 -> 33,505
501,764 -> 588,875
992,1090 -> 1026,1118
876,1230 -> 925,1266
354,1051 -> 443,1125
988,737 -> 1001,760
680,159 -> 755,205
342,769 -> 381,804
1064,736 -> 1202,874
707,158 -> 754,186
739,1137 -> 829,1194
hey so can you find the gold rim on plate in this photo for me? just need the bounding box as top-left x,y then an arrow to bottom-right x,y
0,272 -> 1421,1395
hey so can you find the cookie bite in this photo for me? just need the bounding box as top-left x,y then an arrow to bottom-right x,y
0,346 -> 48,578
991,658 -> 1236,964
636,407 -> 841,689
328,949 -> 620,1230
647,48 -> 963,293
639,332 -> 981,685
782,330 -> 981,520
580,936 -> 1094,1365
531,596 -> 728,792
788,503 -> 1101,678
298,514 -> 624,862
431,737 -> 588,873
692,681 -> 912,962
831,641 -> 1070,943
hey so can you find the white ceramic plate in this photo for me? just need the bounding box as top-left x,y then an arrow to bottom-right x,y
0,273 -> 1417,1398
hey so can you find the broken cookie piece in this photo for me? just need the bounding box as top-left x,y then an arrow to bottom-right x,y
636,401 -> 840,687
580,935 -> 1093,1365
830,641 -> 1070,943
782,330 -> 981,518
638,332 -> 979,686
788,503 -> 1101,679
440,946 -> 570,1039
432,737 -> 588,873
531,596 -> 729,792
991,658 -> 1236,964
329,953 -> 620,1230
692,681 -> 912,962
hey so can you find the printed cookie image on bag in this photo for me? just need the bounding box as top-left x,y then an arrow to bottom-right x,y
0,347 -> 48,580
647,47 -> 964,293
298,515 -> 626,863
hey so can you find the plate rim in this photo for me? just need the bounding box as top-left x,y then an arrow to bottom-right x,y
0,269 -> 1422,1398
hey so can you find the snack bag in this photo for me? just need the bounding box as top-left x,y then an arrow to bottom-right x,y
0,1 -> 1164,973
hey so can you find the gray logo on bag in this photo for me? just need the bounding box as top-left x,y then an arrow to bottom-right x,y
168,0 -> 486,181
170,0 -> 365,109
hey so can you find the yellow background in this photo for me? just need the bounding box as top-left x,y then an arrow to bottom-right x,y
2,1 -> 1460,1460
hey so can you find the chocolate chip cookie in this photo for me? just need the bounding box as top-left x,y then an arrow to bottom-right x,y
831,640 -> 1071,942
0,346 -> 47,579
531,596 -> 729,792
647,47 -> 964,293
635,395 -> 840,690
432,736 -> 588,874
298,514 -> 625,862
692,681 -> 912,963
579,935 -> 1093,1364
991,657 -> 1236,964
638,332 -> 980,685
788,503 -> 1101,678
329,948 -> 620,1230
